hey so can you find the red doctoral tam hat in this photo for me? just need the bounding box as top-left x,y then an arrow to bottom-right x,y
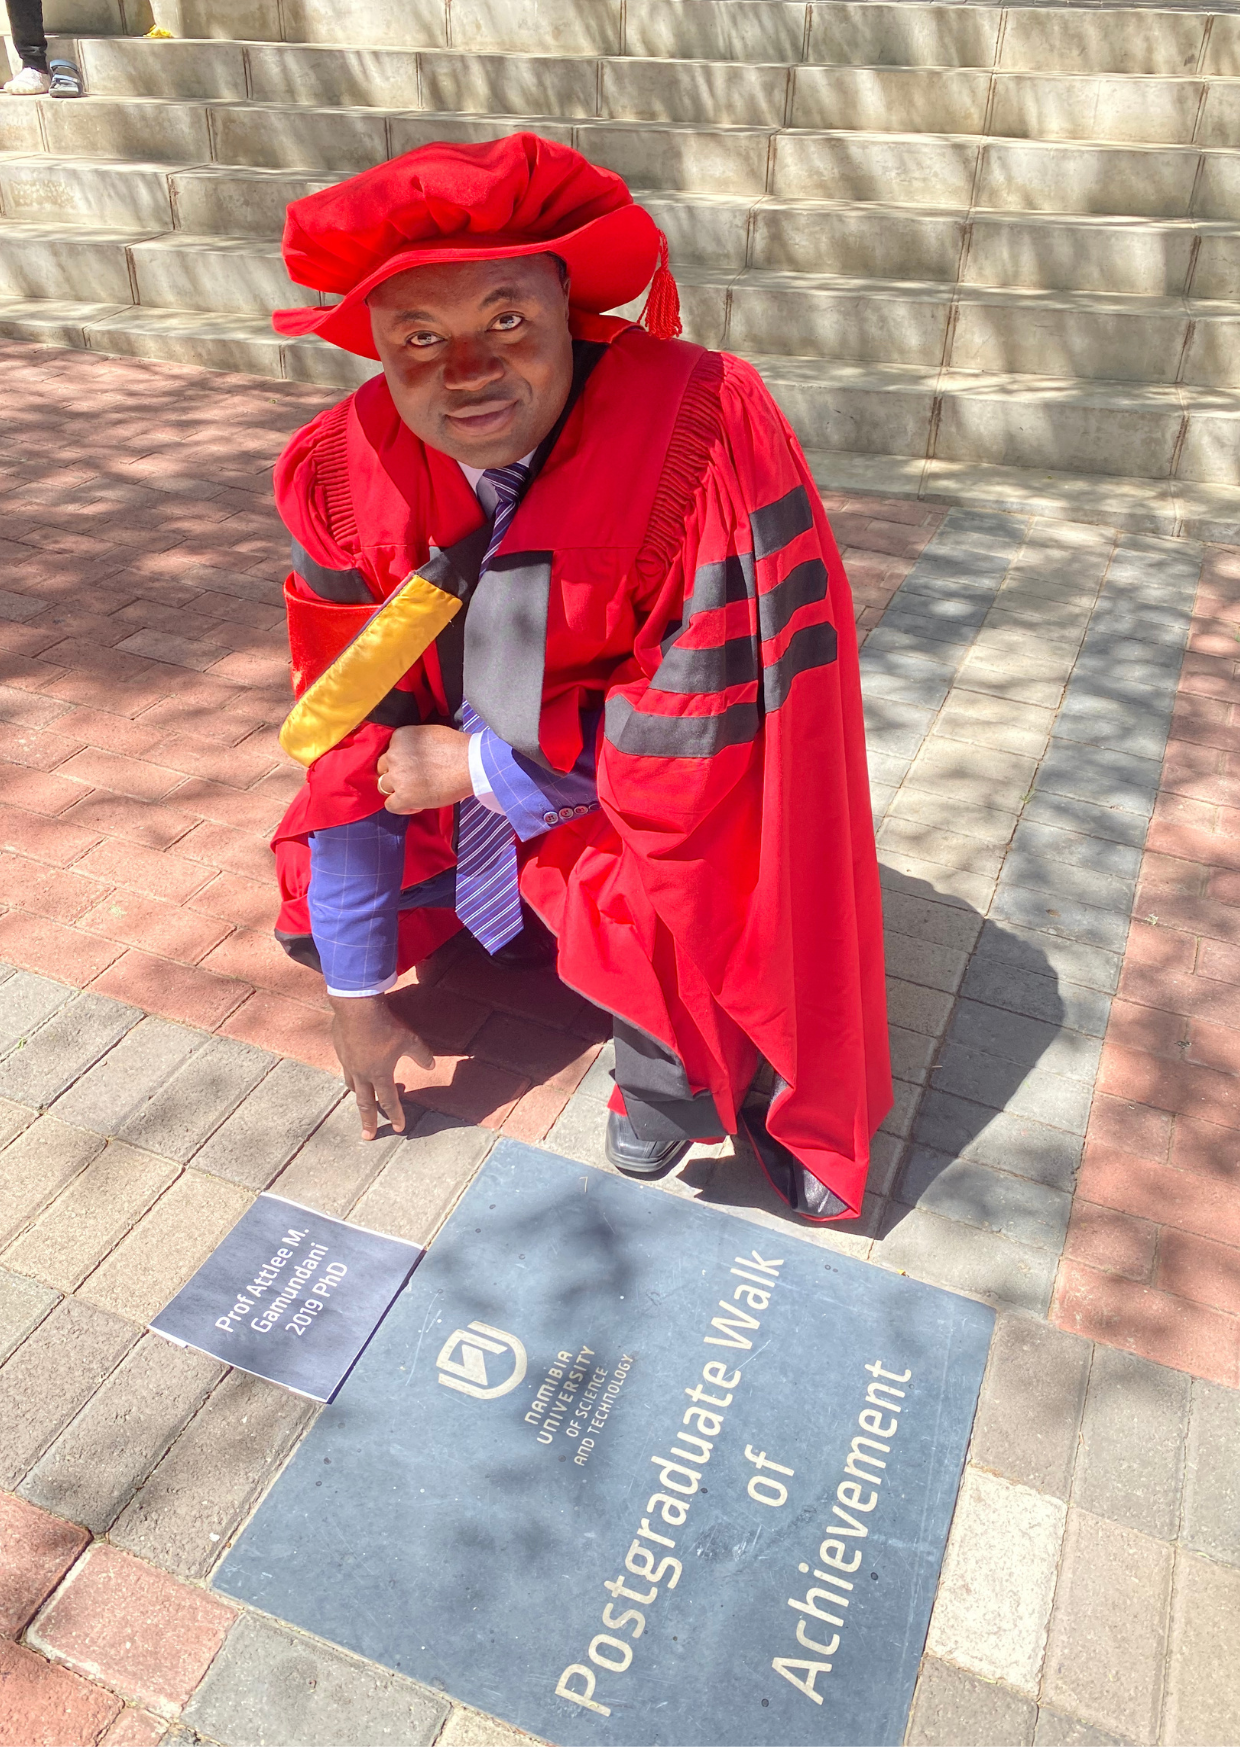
272,132 -> 681,359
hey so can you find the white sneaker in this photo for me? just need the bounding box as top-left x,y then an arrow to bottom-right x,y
3,66 -> 51,94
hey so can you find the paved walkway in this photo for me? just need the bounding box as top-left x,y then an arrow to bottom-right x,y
0,339 -> 1237,1748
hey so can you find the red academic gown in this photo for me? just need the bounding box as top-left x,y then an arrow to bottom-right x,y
271,317 -> 891,1219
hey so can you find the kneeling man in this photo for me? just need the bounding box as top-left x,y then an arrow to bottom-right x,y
269,132 -> 890,1222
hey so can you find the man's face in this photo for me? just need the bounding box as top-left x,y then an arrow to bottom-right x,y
368,254 -> 574,468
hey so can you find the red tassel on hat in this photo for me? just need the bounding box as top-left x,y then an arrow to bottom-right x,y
639,230 -> 682,341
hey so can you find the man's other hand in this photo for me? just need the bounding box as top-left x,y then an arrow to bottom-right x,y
329,993 -> 434,1140
377,724 -> 474,813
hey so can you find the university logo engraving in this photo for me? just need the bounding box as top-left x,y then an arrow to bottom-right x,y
436,1320 -> 527,1400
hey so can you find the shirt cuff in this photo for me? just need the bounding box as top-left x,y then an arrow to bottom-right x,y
468,731 -> 506,815
324,972 -> 399,998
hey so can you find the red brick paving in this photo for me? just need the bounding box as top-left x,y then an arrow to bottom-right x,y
0,1637 -> 121,1747
0,1494 -> 89,1641
27,1544 -> 235,1717
1051,545 -> 1240,1388
0,345 -> 939,1152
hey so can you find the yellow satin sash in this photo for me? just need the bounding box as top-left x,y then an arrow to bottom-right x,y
278,571 -> 462,768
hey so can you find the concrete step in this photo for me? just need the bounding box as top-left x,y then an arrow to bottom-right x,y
0,153 -> 335,233
803,450 -> 1240,543
6,105 -> 1240,218
5,288 -> 1240,486
41,0 -> 1240,77
35,37 -> 1240,147
21,46 -> 1240,147
750,353 -> 1240,482
10,218 -> 1239,384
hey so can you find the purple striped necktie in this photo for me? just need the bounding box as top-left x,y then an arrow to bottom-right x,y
455,462 -> 530,954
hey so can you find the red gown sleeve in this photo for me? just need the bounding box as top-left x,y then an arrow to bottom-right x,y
597,355 -> 891,1214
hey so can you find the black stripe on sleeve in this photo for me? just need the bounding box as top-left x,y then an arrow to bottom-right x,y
650,633 -> 759,697
290,538 -> 372,605
684,551 -> 755,617
605,694 -> 759,759
750,485 -> 813,562
762,618 -> 838,711
757,557 -> 828,641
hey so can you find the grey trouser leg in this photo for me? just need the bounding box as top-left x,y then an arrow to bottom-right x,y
611,1019 -> 726,1147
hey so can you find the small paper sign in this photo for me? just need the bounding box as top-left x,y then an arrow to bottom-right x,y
150,1193 -> 422,1402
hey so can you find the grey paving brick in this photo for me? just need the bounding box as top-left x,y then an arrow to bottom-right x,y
1050,712 -> 1175,764
118,1036 -> 275,1163
883,933 -> 970,995
182,1612 -> 450,1748
867,1129 -> 905,1198
934,695 -> 1055,761
1033,1708 -> 1122,1746
1010,822 -> 1144,880
990,885 -> 1132,956
863,644 -> 959,689
0,1295 -> 137,1488
1085,602 -> 1193,645
998,854 -> 1136,917
1041,1510 -> 1171,1746
0,1097 -> 35,1151
1033,743 -> 1162,818
887,785 -> 1018,848
1183,1379 -> 1240,1568
960,960 -> 1111,1040
544,1088 -> 613,1170
867,749 -> 911,788
19,1332 -> 222,1532
437,1704 -> 542,1747
888,1023 -> 937,1086
271,1098 -> 400,1216
874,601 -> 985,642
863,668 -> 955,711
878,1203 -> 1057,1314
1019,791 -> 1150,851
1072,641 -> 1186,678
940,506 -> 1029,544
947,1001 -> 1102,1087
984,602 -> 1093,641
1164,1551 -> 1240,1748
1,1141 -> 178,1292
904,554 -> 1011,592
884,890 -> 985,953
78,1168 -> 251,1328
886,976 -> 955,1038
878,1074 -> 921,1141
50,1018 -> 202,1136
0,1264 -> 58,1365
863,695 -> 937,759
350,1111 -> 494,1246
1074,1344 -> 1188,1542
112,1369 -> 315,1581
0,1116 -> 105,1248
897,1149 -> 1072,1253
932,1044 -> 1093,1136
879,853 -> 995,915
912,1091 -> 1083,1192
0,992 -> 139,1110
879,816 -> 1007,879
972,918 -> 1123,997
0,972 -> 72,1056
575,1038 -> 615,1104
909,736 -> 1038,813
970,1313 -> 1090,1499
189,1058 -> 342,1190
907,1657 -> 1036,1747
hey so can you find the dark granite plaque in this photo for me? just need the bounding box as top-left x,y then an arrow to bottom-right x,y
150,1192 -> 422,1402
214,1143 -> 993,1745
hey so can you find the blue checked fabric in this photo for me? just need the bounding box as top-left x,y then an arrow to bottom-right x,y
455,462 -> 530,953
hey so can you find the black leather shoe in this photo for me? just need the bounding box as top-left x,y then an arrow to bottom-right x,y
604,1108 -> 691,1176
491,914 -> 556,969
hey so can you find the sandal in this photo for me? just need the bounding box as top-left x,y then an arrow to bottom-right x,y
48,60 -> 82,97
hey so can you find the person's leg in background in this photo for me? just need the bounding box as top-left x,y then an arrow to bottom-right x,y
3,0 -> 50,92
